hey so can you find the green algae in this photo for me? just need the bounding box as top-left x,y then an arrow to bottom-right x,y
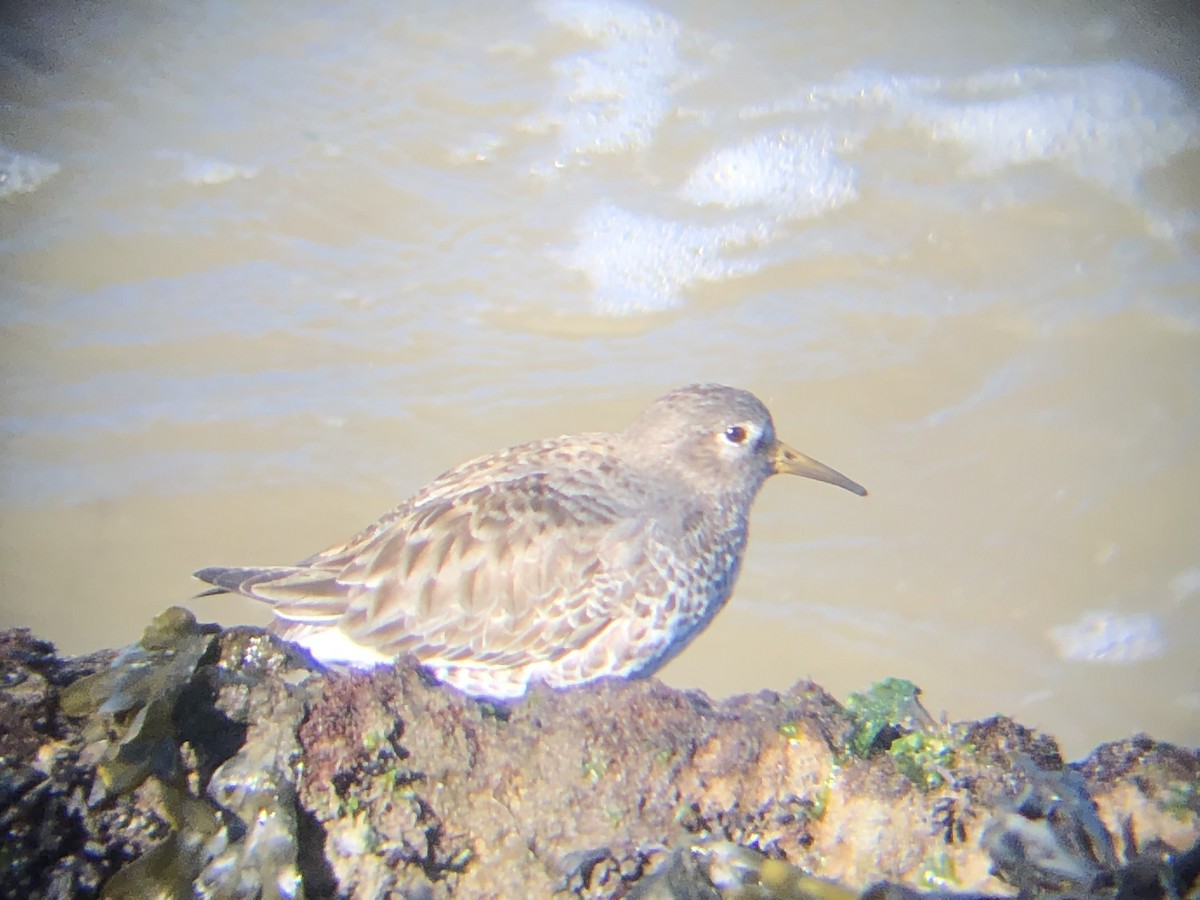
915,850 -> 959,890
840,678 -> 974,792
1160,777 -> 1199,821
583,754 -> 610,784
887,730 -> 965,792
777,721 -> 802,740
842,678 -> 932,759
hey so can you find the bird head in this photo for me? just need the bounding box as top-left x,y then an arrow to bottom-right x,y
623,384 -> 867,500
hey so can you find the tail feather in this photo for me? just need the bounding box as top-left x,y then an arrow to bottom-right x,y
193,565 -> 350,619
194,565 -> 300,596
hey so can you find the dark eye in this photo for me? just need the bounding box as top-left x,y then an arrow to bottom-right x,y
724,425 -> 748,444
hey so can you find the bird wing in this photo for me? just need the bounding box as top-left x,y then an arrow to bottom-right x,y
200,466 -> 667,671
332,477 -> 660,669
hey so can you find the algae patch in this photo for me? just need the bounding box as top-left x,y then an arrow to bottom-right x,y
58,608 -> 318,899
842,678 -> 971,791
62,607 -> 220,796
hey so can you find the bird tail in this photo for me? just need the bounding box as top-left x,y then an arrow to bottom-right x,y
192,565 -> 349,621
194,565 -> 299,597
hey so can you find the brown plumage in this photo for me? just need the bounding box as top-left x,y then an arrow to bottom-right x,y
195,383 -> 866,698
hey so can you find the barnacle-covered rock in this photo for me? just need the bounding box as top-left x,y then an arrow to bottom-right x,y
1,616 -> 1197,899
196,627 -> 321,898
0,611 -> 321,898
981,760 -> 1118,894
629,839 -> 860,899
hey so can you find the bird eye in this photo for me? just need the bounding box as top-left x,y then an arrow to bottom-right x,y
724,425 -> 748,444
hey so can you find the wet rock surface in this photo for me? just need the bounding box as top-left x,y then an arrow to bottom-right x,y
0,610 -> 1197,899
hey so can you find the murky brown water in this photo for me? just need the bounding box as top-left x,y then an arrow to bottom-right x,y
2,0 -> 1198,758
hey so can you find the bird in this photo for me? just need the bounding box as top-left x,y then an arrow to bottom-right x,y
194,383 -> 866,699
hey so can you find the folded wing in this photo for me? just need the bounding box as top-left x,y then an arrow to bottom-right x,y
196,472 -> 661,673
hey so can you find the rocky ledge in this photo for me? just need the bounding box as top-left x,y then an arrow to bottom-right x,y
1,608 -> 1197,899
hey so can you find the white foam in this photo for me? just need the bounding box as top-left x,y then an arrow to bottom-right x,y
1168,567 -> 1200,605
567,127 -> 858,314
0,145 -> 60,198
1049,611 -> 1167,664
164,151 -> 260,186
568,202 -> 764,314
914,64 -> 1198,195
537,0 -> 685,159
680,128 -> 858,218
743,62 -> 1199,217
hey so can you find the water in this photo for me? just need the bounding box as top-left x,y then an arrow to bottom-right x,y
2,0 -> 1198,759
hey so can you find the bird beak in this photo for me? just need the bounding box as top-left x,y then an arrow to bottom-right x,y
770,441 -> 867,496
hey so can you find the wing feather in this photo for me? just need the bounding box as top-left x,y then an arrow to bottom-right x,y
194,437 -> 679,675
333,478 -> 652,671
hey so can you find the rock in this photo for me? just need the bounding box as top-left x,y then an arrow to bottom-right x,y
0,611 -> 1196,898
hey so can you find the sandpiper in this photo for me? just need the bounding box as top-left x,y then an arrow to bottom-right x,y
195,383 -> 866,697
